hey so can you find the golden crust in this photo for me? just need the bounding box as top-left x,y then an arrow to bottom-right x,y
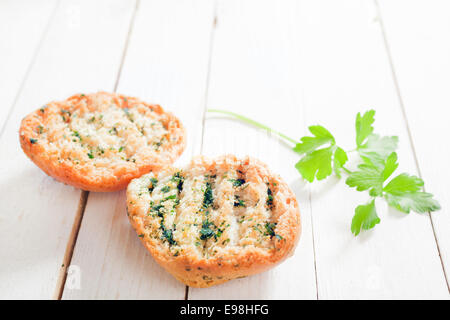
19,92 -> 186,192
126,155 -> 301,287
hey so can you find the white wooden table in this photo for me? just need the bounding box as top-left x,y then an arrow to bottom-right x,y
0,0 -> 449,300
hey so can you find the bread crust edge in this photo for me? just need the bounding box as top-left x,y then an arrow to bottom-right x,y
19,92 -> 186,192
127,155 -> 301,287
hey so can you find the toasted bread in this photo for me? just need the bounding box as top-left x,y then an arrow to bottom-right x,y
126,155 -> 301,287
19,92 -> 186,192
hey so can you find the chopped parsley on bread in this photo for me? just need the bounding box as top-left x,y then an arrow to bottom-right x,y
126,155 -> 301,287
19,92 -> 186,192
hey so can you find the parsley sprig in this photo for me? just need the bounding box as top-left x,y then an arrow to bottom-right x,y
208,109 -> 441,236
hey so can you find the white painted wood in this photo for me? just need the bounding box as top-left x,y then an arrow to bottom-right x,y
293,0 -> 448,298
0,0 -> 447,300
378,0 -> 450,290
63,0 -> 215,299
0,0 -> 57,129
193,0 -> 448,299
0,0 -> 136,299
189,0 -> 318,300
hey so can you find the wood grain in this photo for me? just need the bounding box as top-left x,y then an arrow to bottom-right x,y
189,0 -> 318,300
62,0 -> 215,299
378,0 -> 450,290
192,0 -> 448,299
0,0 -> 448,300
0,0 -> 136,299
295,0 -> 448,299
0,0 -> 57,131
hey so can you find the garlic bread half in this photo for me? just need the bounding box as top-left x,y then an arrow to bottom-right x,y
19,92 -> 186,192
126,155 -> 301,287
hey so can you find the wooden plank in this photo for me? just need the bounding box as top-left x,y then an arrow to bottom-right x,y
192,0 -> 448,299
63,0 -> 215,299
294,0 -> 448,298
189,0 -> 318,300
0,0 -> 57,130
377,0 -> 450,290
0,0 -> 136,299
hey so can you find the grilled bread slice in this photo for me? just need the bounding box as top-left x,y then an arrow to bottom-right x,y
19,92 -> 186,192
126,155 -> 301,287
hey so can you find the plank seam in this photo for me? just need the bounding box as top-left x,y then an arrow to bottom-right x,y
55,0 -> 141,299
198,0 -> 218,154
186,0 -> 218,300
114,0 -> 141,93
374,0 -> 449,292
54,190 -> 88,299
0,0 -> 60,140
299,99 -> 320,300
308,190 -> 319,300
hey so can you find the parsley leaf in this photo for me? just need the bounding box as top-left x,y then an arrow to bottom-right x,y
207,108 -> 441,236
383,173 -> 441,213
266,187 -> 274,206
351,199 -> 380,236
234,196 -> 245,207
355,110 -> 375,148
202,182 -> 214,208
345,156 -> 383,195
346,152 -> 398,196
161,228 -> 176,245
171,172 -> 184,192
293,126 -> 347,182
295,147 -> 334,182
385,192 -> 441,214
383,173 -> 423,193
264,222 -> 277,237
381,152 -> 399,181
333,146 -> 348,178
163,194 -> 177,202
293,125 -> 335,155
355,110 -> 398,161
229,178 -> 245,187
358,134 -> 399,160
200,219 -> 216,240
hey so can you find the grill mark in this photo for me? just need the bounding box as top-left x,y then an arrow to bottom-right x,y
200,173 -> 217,257
233,166 -> 250,245
226,169 -> 242,246
170,171 -> 184,233
172,173 -> 206,254
145,164 -> 279,258
236,173 -> 272,248
204,173 -> 236,255
146,174 -> 179,246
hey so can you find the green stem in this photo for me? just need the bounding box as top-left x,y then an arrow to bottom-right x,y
342,166 -> 353,174
207,109 -> 297,145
